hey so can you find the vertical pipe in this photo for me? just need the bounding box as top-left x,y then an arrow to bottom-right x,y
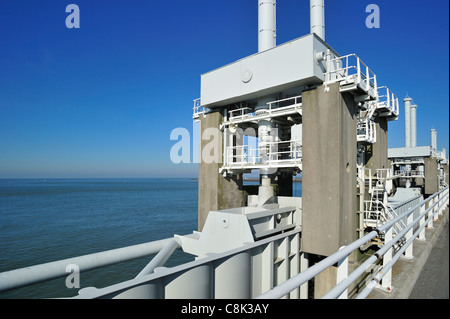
404,96 -> 412,147
431,129 -> 437,153
310,0 -> 325,41
258,0 -> 276,52
410,104 -> 417,147
257,116 -> 276,207
257,1 -> 277,204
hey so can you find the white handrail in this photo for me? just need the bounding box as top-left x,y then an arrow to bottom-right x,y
256,186 -> 449,299
377,86 -> 399,116
324,53 -> 378,98
0,237 -> 178,293
1,187 -> 447,298
356,195 -> 448,298
224,140 -> 302,167
193,98 -> 209,119
329,195 -> 447,299
226,95 -> 302,122
364,199 -> 407,232
357,118 -> 376,143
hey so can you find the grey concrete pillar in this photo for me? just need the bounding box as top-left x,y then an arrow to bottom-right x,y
197,111 -> 245,231
445,164 -> 449,186
424,157 -> 439,196
301,83 -> 358,257
365,117 -> 388,172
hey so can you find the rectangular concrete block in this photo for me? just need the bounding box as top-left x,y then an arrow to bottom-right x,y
445,164 -> 449,186
365,117 -> 388,173
424,157 -> 439,195
301,83 -> 357,257
197,111 -> 245,231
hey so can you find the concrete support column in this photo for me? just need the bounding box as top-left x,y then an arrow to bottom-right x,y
301,83 -> 357,257
445,164 -> 449,186
197,111 -> 245,231
424,157 -> 439,196
365,117 -> 388,172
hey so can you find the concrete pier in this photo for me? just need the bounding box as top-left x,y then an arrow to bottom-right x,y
197,111 -> 246,231
301,82 -> 358,257
424,157 -> 439,195
365,117 -> 388,172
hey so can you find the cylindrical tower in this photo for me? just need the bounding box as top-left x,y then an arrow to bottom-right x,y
431,129 -> 437,152
410,104 -> 417,147
258,0 -> 276,52
310,0 -> 325,41
257,0 -> 277,206
404,96 -> 412,147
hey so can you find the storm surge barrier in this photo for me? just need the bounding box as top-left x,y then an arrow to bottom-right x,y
0,187 -> 448,299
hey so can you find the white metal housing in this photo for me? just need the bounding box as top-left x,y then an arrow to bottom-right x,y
200,34 -> 335,108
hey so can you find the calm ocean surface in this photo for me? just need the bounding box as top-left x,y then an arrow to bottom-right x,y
0,178 -> 301,299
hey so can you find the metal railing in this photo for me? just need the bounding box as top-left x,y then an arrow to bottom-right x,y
0,237 -> 179,294
228,107 -> 254,121
377,86 -> 399,116
266,95 -> 302,111
1,187 -> 447,298
256,186 -> 449,299
364,199 -> 407,235
390,158 -> 426,165
394,170 -> 425,178
325,53 -> 378,96
224,140 -> 302,169
223,95 -> 302,126
357,118 -> 376,143
193,98 -> 209,120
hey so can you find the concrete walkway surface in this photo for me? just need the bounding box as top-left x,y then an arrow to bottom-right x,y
368,207 -> 449,299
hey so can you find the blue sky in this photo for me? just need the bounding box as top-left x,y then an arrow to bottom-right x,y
0,0 -> 448,178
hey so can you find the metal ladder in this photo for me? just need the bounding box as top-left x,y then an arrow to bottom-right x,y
364,172 -> 406,241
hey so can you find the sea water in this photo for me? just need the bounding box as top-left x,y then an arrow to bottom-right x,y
0,178 -> 301,298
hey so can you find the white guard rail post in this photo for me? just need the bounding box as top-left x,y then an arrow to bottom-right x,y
355,197 -> 449,299
256,186 -> 449,299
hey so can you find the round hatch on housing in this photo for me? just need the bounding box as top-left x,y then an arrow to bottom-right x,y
241,68 -> 253,83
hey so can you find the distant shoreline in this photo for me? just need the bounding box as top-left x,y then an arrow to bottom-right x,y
244,177 -> 302,183
0,177 -> 302,182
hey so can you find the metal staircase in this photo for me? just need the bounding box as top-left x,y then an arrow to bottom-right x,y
357,100 -> 377,143
364,199 -> 405,237
363,169 -> 406,242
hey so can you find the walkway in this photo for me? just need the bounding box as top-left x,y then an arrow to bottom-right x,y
368,208 -> 449,299
409,215 -> 449,299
